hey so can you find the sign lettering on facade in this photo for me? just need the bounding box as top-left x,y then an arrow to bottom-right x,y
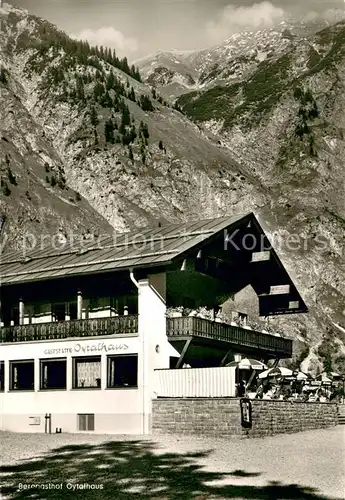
44,341 -> 129,356
269,285 -> 290,295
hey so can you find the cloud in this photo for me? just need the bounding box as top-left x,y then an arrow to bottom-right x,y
302,8 -> 345,23
205,1 -> 286,44
71,27 -> 138,54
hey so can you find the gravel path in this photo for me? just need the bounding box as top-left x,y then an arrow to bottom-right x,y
0,427 -> 344,499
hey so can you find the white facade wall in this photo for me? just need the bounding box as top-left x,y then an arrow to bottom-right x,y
137,273 -> 169,434
0,271 -> 170,434
0,336 -> 144,434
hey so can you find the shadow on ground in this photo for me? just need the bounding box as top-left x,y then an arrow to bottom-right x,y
0,439 -> 338,499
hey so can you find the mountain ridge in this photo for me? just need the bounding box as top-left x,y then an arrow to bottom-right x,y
135,18 -> 345,100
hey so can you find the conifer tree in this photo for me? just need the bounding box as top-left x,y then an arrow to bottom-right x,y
121,57 -> 130,75
122,133 -> 131,146
94,81 -> 105,101
128,86 -> 136,102
90,106 -> 99,127
128,146 -> 134,161
121,105 -> 131,127
7,168 -> 17,185
69,87 -> 77,101
113,95 -> 120,113
100,90 -> 113,108
106,71 -> 115,90
139,94 -> 154,112
130,65 -> 141,82
1,179 -> 11,196
0,68 -> 8,84
142,123 -> 149,139
105,47 -> 112,62
129,124 -> 137,143
76,75 -> 85,102
105,119 -> 115,144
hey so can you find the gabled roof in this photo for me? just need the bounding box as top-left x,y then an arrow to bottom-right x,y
0,213 -> 247,286
0,212 -> 308,316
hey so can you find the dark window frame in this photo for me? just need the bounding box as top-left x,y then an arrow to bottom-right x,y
107,354 -> 138,389
52,303 -> 66,322
72,356 -> 101,389
0,361 -> 4,392
40,357 -> 67,390
69,302 -> 77,320
9,359 -> 35,391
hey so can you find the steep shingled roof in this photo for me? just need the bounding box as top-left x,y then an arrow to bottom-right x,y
0,213 -> 247,285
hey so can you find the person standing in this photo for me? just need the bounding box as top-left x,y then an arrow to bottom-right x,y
236,380 -> 246,397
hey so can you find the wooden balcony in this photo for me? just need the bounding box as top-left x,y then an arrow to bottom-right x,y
0,315 -> 138,343
167,316 -> 292,357
0,315 -> 292,357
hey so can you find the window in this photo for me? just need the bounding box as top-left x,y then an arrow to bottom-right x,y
40,358 -> 67,390
10,360 -> 35,391
107,355 -> 138,388
0,361 -> 4,391
52,303 -> 66,322
89,297 -> 100,310
69,303 -> 77,320
11,307 -> 20,326
72,356 -> 101,389
78,413 -> 95,431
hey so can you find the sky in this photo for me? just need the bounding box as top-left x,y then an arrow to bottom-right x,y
8,0 -> 345,59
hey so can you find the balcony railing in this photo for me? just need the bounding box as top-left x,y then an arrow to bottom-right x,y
167,316 -> 292,356
0,315 -> 292,356
0,315 -> 138,343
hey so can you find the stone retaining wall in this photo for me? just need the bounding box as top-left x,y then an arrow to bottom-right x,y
153,398 -> 242,437
152,398 -> 338,438
247,400 -> 338,437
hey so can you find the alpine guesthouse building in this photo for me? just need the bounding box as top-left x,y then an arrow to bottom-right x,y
0,213 -> 307,434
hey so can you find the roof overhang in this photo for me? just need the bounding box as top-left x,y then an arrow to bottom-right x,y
0,213 -> 308,316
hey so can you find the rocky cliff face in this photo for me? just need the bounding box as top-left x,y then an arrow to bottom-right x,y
140,20 -> 345,373
0,3 -> 265,231
0,3 -> 344,373
0,5 -> 113,252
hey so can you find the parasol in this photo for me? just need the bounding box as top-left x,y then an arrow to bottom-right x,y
226,358 -> 267,371
285,371 -> 311,381
325,371 -> 342,380
258,366 -> 294,379
316,373 -> 333,384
